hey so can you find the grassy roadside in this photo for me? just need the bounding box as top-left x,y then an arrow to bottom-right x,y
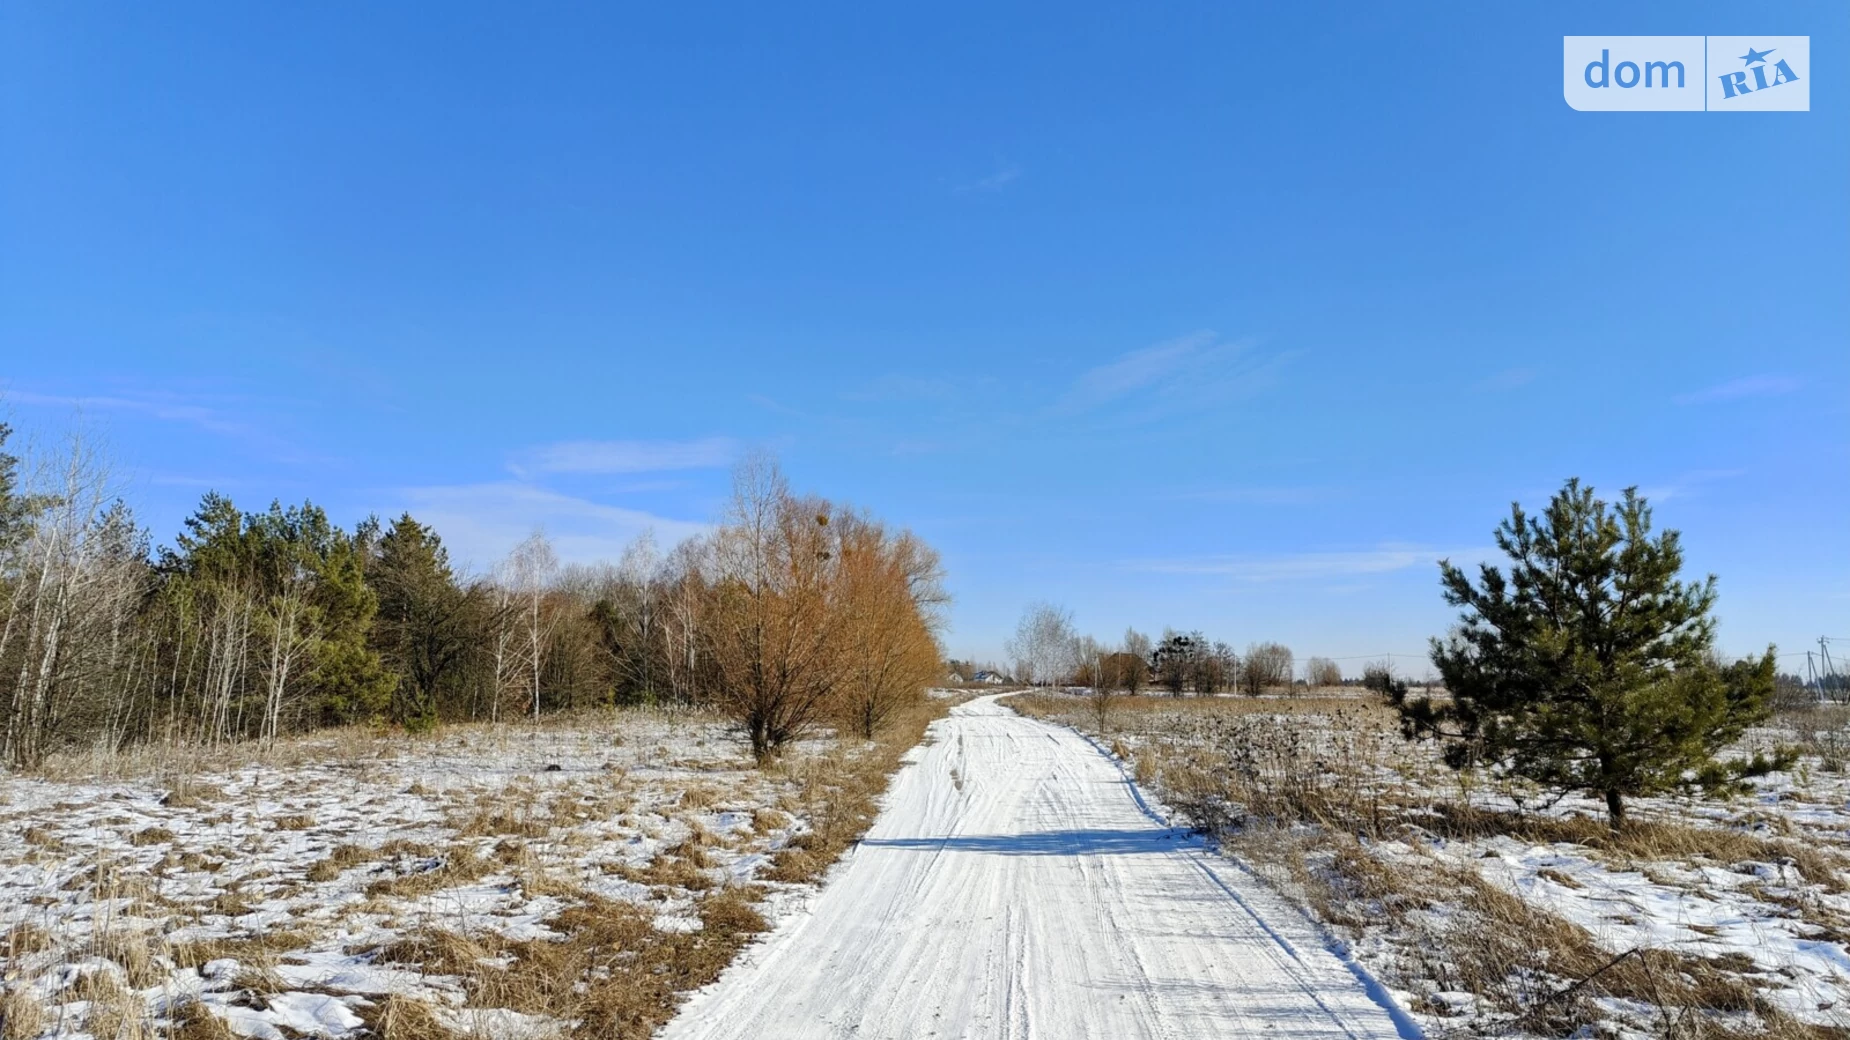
421,695 -> 958,1040
1003,691 -> 1850,1040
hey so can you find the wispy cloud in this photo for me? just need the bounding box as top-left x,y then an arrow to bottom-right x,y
4,388 -> 253,438
956,161 -> 1022,194
3,385 -> 338,467
510,437 -> 737,477
1472,367 -> 1535,392
890,439 -> 945,456
1636,468 -> 1745,504
1061,333 -> 1212,411
1674,375 -> 1800,405
1052,331 -> 1289,419
1171,486 -> 1336,506
841,374 -> 962,403
747,394 -> 815,419
142,471 -> 248,489
1124,544 -> 1493,583
395,482 -> 708,571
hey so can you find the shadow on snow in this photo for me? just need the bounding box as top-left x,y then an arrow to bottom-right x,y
860,827 -> 1187,857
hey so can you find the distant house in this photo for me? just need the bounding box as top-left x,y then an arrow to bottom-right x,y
971,671 -> 1007,685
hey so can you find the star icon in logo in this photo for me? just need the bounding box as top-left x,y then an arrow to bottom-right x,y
1740,46 -> 1775,66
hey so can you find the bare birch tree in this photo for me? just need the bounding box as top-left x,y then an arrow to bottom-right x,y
1304,656 -> 1343,689
615,529 -> 663,702
508,530 -> 558,721
1005,602 -> 1076,688
0,432 -> 143,767
1241,641 -> 1294,696
660,536 -> 710,707
481,553 -> 531,723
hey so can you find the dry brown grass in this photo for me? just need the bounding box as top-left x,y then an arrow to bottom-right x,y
305,842 -> 377,883
1431,803 -> 1848,892
569,888 -> 770,1039
612,839 -> 716,893
368,696 -> 946,1040
1226,823 -> 1817,1038
372,927 -> 504,977
166,927 -> 320,972
209,887 -> 255,916
1775,703 -> 1850,774
1015,691 -> 1848,887
760,695 -> 944,886
157,777 -> 225,810
457,810 -> 551,839
679,784 -> 719,810
492,836 -> 537,868
61,857 -> 167,909
6,697 -> 949,1040
359,994 -> 466,1040
20,825 -> 62,849
66,970 -> 157,1040
34,723 -> 396,782
3,922 -> 53,958
379,838 -> 437,858
1012,689 -> 1850,1039
169,1000 -> 240,1040
0,985 -> 48,1040
91,928 -> 164,988
364,844 -> 493,899
451,781 -> 554,842
367,886 -> 770,1040
128,825 -> 176,847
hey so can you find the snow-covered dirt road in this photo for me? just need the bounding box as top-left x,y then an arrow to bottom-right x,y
662,695 -> 1419,1040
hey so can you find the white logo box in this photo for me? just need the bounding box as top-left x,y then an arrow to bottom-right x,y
1564,36 -> 1809,112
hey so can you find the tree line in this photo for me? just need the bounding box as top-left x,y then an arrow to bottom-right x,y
0,427 -> 945,768
996,602 -> 1345,696
993,478 -> 1787,830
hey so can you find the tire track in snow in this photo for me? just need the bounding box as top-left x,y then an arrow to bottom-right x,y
661,695 -> 1421,1040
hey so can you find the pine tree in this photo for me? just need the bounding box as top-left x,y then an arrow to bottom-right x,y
0,423 -> 51,553
310,529 -> 394,725
370,514 -> 476,730
159,493 -> 261,745
1394,479 -> 1786,827
1150,631 -> 1200,694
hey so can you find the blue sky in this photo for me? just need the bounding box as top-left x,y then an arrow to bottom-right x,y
3,2 -> 1845,673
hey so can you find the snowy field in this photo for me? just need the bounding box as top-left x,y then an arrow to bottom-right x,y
1009,692 -> 1850,1039
0,710 -> 878,1040
13,690 -> 1844,1040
